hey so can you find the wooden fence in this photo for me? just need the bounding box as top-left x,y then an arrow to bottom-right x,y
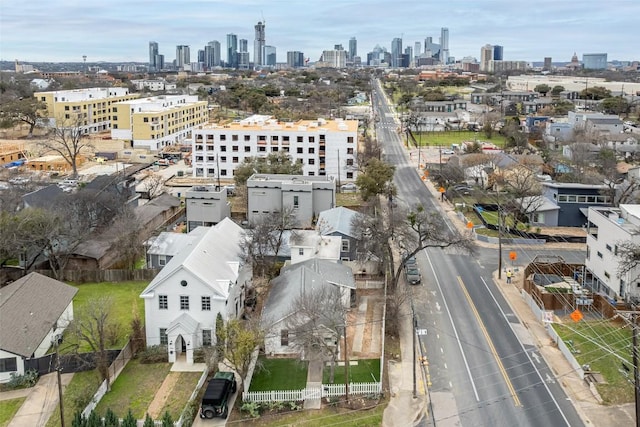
243,382 -> 382,403
34,268 -> 160,283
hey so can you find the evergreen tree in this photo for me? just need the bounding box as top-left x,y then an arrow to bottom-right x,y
103,408 -> 119,427
121,409 -> 136,427
72,410 -> 87,427
161,411 -> 174,427
143,413 -> 155,427
86,409 -> 102,427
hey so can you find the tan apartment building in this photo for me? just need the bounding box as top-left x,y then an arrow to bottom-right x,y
111,95 -> 208,151
35,87 -> 139,133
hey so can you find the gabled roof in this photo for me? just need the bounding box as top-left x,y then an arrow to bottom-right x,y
290,230 -> 341,260
146,227 -> 208,256
286,258 -> 355,290
167,312 -> 200,335
134,193 -> 180,226
22,185 -> 63,209
317,207 -> 358,238
263,264 -> 341,326
0,272 -> 77,357
140,217 -> 244,299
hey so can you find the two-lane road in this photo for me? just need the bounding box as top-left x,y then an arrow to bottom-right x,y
371,79 -> 584,427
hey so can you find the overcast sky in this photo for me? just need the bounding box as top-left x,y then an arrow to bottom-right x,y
1,0 -> 637,64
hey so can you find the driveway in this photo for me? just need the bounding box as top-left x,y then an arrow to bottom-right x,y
190,387 -> 239,427
8,372 -> 73,427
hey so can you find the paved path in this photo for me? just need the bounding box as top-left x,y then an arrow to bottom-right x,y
8,372 -> 73,427
0,388 -> 31,401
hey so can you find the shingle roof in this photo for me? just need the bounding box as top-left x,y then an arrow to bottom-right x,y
317,207 -> 358,238
286,258 -> 355,290
0,273 -> 77,357
22,185 -> 63,209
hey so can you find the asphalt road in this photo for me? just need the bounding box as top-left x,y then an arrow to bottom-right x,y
371,79 -> 585,427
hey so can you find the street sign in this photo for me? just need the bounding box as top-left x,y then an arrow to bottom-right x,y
570,309 -> 583,322
416,328 -> 428,336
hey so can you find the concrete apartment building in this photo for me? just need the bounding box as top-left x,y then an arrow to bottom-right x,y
246,173 -> 336,228
192,115 -> 358,182
185,185 -> 231,232
111,95 -> 208,151
585,205 -> 640,302
35,87 -> 139,133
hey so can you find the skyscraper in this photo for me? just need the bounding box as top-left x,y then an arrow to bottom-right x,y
238,39 -> 250,69
204,41 -> 221,69
254,21 -> 266,67
348,37 -> 357,62
287,51 -> 305,68
440,27 -> 449,64
480,44 -> 494,72
176,45 -> 190,69
226,33 -> 238,68
391,37 -> 402,68
149,41 -> 159,71
264,46 -> 276,66
493,45 -> 504,61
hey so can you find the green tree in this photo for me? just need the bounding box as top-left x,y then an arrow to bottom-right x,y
601,97 -> 630,115
550,85 -> 565,96
121,409 -> 136,427
86,410 -> 102,427
220,318 -> 264,396
72,410 -> 86,427
103,408 -> 119,427
0,97 -> 46,136
215,312 -> 225,357
534,84 -> 551,96
161,410 -> 174,427
233,152 -> 303,186
580,86 -> 611,100
355,158 -> 395,202
143,413 -> 155,427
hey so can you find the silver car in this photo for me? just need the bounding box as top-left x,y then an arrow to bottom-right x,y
405,267 -> 421,285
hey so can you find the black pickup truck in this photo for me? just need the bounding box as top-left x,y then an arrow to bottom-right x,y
199,371 -> 237,419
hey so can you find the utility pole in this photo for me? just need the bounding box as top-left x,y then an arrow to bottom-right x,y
633,314 -> 640,427
497,189 -> 503,280
54,334 -> 65,427
412,307 -> 417,399
343,325 -> 349,403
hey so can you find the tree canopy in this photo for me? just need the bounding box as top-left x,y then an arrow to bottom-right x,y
355,158 -> 395,202
233,152 -> 303,186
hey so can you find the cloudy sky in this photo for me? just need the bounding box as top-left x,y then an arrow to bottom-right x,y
1,0 -> 637,64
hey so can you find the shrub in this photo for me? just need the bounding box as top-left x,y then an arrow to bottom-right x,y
138,345 -> 168,364
143,413 -> 154,427
240,401 -> 261,418
179,400 -> 198,427
103,408 -> 119,427
161,411 -> 173,427
7,369 -> 39,389
288,401 -> 303,411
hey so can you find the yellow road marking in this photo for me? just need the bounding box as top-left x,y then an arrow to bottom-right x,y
457,276 -> 521,407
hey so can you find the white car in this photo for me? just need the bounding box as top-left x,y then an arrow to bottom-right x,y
340,183 -> 357,191
442,149 -> 455,155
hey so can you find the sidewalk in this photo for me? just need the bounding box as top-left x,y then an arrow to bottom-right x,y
8,372 -> 73,427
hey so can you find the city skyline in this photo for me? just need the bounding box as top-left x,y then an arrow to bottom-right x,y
1,0 -> 638,64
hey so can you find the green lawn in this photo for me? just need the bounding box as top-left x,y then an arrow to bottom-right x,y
239,402 -> 385,427
249,357 -> 308,391
0,397 -> 26,427
337,192 -> 362,207
413,130 -> 507,148
46,370 -> 102,427
323,359 -> 380,384
61,281 -> 148,352
158,371 -> 203,420
94,360 -> 171,419
553,322 -> 634,405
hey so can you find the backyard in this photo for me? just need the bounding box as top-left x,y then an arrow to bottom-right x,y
553,321 -> 634,405
323,359 -> 381,384
0,397 -> 26,427
46,370 -> 102,427
411,130 -> 507,148
249,357 -> 308,391
238,402 -> 386,427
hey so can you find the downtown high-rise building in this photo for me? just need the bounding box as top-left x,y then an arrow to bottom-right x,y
149,41 -> 159,71
493,45 -> 504,61
480,44 -> 494,72
287,51 -> 305,68
264,46 -> 276,66
226,33 -> 238,68
204,41 -> 221,69
391,37 -> 402,68
238,39 -> 250,69
348,37 -> 357,62
254,21 -> 266,67
440,27 -> 449,64
176,45 -> 190,69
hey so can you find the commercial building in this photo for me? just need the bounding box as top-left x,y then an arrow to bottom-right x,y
480,44 -> 494,72
348,37 -> 357,62
111,95 -> 208,151
185,185 -> 231,232
36,87 -> 139,133
191,114 -> 358,182
204,41 -> 221,69
176,45 -> 190,70
319,49 -> 346,68
440,27 -> 449,64
246,173 -> 336,228
391,38 -> 403,68
149,41 -> 159,71
226,33 -> 238,68
493,45 -> 503,61
254,21 -> 266,67
582,53 -> 608,70
585,205 -> 640,301
238,39 -> 250,69
264,46 -> 276,66
287,51 -> 305,68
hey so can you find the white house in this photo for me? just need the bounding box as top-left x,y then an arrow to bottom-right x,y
140,218 -> 250,364
585,205 -> 640,302
289,230 -> 342,264
0,273 -> 77,382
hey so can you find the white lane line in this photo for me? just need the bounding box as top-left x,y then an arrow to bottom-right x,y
480,277 -> 572,426
426,249 -> 481,402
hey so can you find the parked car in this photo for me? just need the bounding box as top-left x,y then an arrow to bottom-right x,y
442,149 -> 455,155
200,371 -> 237,419
402,253 -> 417,270
405,267 -> 421,285
341,183 -> 357,192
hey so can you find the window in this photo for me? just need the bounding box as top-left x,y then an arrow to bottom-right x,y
202,330 -> 212,346
220,146 -> 227,152
208,168 -> 215,175
201,296 -> 211,311
346,159 -> 354,166
180,295 -> 189,310
283,136 -> 290,142
158,255 -> 166,266
159,328 -> 168,345
347,137 -> 354,143
293,195 -> 299,208
346,172 -> 353,179
244,146 -> 251,152
159,295 -> 168,310
308,136 -> 315,143
0,357 -> 17,373
347,148 -> 354,154
297,147 -> 303,154
272,136 -> 279,141
297,136 -> 303,142
604,271 -> 610,279
220,135 -> 226,141
220,156 -> 227,162
244,135 -> 251,141
233,157 -> 239,163
280,329 -> 289,346
258,146 -> 266,152
143,117 -> 149,123
342,239 -> 350,252
308,147 -> 315,154
597,251 -> 603,258
232,135 -> 238,141
606,244 -> 612,252
272,147 -> 279,152
298,248 -> 304,256
308,158 -> 315,165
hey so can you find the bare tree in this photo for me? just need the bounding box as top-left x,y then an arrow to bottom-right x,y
39,115 -> 93,177
219,318 -> 264,396
491,158 -> 545,223
139,173 -> 165,200
616,240 -> 640,284
286,284 -> 347,383
70,296 -> 116,390
110,207 -> 143,269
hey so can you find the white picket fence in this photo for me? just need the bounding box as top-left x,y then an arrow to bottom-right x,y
243,382 -> 381,403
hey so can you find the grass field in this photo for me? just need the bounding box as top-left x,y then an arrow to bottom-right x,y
46,370 -> 102,427
412,130 -> 507,147
553,321 -> 634,405
61,281 -> 148,352
0,397 -> 25,427
238,402 -> 385,427
323,359 -> 381,384
158,371 -> 203,419
94,360 -> 171,419
249,357 -> 308,391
